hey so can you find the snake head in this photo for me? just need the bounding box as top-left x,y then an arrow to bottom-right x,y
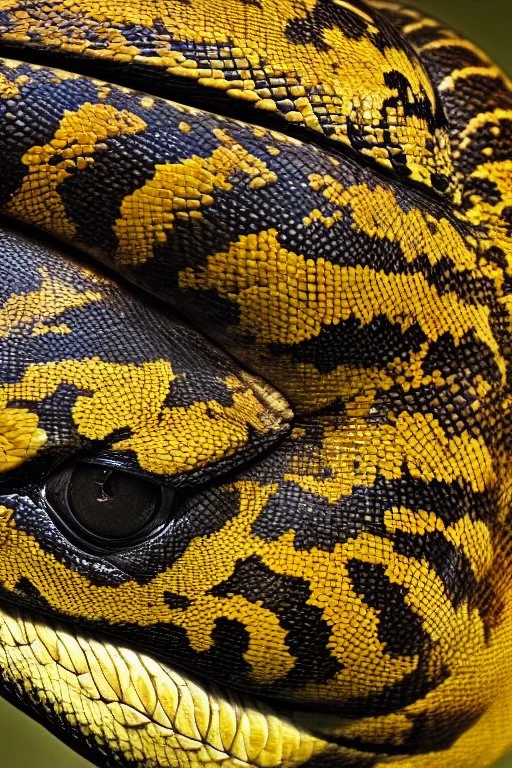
0,0 -> 511,767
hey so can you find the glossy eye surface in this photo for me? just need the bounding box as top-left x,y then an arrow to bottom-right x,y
45,463 -> 174,549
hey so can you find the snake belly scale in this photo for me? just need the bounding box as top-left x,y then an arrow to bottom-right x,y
0,0 -> 510,766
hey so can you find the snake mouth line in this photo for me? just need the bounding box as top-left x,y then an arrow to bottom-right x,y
0,585 -> 341,716
0,39 -> 456,209
0,40 -> 358,141
0,592 -> 464,764
0,595 -> 352,768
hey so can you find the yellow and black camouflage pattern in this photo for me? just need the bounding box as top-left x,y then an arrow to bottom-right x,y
0,0 -> 510,766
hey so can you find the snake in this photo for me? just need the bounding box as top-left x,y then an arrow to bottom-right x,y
0,0 -> 510,766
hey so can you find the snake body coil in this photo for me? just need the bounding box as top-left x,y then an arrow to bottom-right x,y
0,1 -> 511,766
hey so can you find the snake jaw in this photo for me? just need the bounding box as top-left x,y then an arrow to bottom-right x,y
0,602 -> 341,768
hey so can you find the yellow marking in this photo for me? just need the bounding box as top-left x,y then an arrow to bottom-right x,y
175,593 -> 294,683
370,0 -> 418,15
464,159 -> 512,271
305,560 -> 512,768
0,407 -> 46,472
114,130 -> 277,266
31,322 -> 72,336
5,102 -> 147,239
309,175 -> 475,270
303,208 -> 343,228
0,467 -> 496,711
0,70 -> 29,98
286,413 -> 495,502
0,57 -> 37,70
96,83 -> 111,99
459,109 -> 512,153
324,532 -> 486,697
331,0 -> 375,25
419,37 -> 492,63
0,267 -> 102,339
0,4 -> 509,764
254,525 -> 490,704
0,484 -> 295,685
496,450 -> 512,526
439,66 -> 509,93
0,359 -> 285,475
0,506 -> 14,547
179,228 -> 504,376
373,542 -> 512,768
226,339 -> 494,417
401,18 -> 440,35
143,483 -> 295,683
1,479 -> 415,703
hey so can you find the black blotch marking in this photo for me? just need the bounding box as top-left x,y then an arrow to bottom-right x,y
338,659 -> 448,718
162,369 -> 235,410
462,176 -> 502,208
424,255 -> 497,304
431,173 -> 450,192
470,571 -> 504,643
383,378 -> 495,444
423,332 -> 502,386
484,244 -> 509,272
252,467 -> 494,550
405,705 -> 485,754
347,560 -> 428,657
15,577 -> 42,600
503,206 -> 512,237
411,33 -> 485,75
383,70 -> 439,132
204,616 -> 254,678
0,65 -> 100,206
211,554 -> 341,685
458,117 -> 512,179
253,481 -> 388,551
393,530 -> 479,609
163,591 -> 191,610
432,71 -> 511,129
300,754 -> 377,768
317,690 -> 483,755
285,0 -> 372,52
270,316 -> 426,373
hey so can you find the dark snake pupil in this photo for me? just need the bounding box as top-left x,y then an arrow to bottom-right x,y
68,465 -> 161,540
45,463 -> 173,546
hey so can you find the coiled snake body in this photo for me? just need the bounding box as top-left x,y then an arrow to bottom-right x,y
0,1 -> 511,766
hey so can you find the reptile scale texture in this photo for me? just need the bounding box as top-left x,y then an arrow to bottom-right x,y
0,0 -> 510,766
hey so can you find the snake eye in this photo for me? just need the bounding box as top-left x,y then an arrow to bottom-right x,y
44,463 -> 174,550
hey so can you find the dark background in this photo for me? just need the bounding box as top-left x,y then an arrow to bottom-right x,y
0,1 -> 511,766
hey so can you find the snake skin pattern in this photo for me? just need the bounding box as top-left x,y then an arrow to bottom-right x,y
0,0 -> 511,766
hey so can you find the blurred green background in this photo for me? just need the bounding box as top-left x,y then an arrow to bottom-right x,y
0,1 -> 511,767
